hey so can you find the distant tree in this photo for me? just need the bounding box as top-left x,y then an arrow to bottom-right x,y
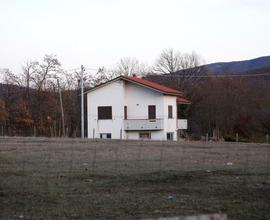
115,57 -> 149,76
31,55 -> 61,91
189,76 -> 264,140
252,80 -> 270,135
151,48 -> 207,91
0,98 -> 8,124
153,48 -> 184,74
91,67 -> 113,86
89,57 -> 150,87
3,69 -> 22,86
22,61 -> 39,99
153,49 -> 203,74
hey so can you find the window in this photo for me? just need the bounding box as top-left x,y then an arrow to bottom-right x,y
100,133 -> 112,139
98,106 -> 112,120
148,105 -> 156,120
167,132 -> 174,141
168,105 -> 173,119
139,132 -> 151,140
124,106 -> 127,120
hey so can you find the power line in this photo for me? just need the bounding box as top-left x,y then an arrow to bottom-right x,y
148,73 -> 270,78
64,67 -> 99,72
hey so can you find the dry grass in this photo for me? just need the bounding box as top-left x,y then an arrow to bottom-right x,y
0,137 -> 269,219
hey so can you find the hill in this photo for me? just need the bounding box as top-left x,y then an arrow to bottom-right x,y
205,55 -> 270,75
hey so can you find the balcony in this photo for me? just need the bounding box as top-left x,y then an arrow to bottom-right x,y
124,119 -> 163,131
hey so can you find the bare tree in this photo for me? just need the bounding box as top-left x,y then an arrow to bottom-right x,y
153,48 -> 204,74
153,49 -> 183,74
115,57 -> 149,76
0,98 -> 8,125
151,48 -> 207,91
90,67 -> 114,86
189,76 -> 266,140
3,69 -> 22,86
22,61 -> 38,88
31,55 -> 61,91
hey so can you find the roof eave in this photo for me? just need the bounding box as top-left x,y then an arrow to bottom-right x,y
123,77 -> 183,96
84,76 -> 124,94
84,75 -> 184,97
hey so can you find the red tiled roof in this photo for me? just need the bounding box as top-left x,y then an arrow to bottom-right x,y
126,76 -> 191,104
126,76 -> 183,95
85,75 -> 191,104
177,96 -> 191,104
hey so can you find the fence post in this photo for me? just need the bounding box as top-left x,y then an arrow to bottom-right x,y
120,129 -> 122,140
236,133 -> 239,142
53,122 -> 57,137
266,134 -> 269,144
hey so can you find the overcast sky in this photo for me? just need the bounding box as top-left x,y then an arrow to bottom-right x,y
1,0 -> 270,73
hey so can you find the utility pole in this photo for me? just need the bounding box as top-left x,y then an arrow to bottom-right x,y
81,65 -> 85,138
57,79 -> 65,137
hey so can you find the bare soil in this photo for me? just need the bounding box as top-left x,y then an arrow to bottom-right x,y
0,138 -> 269,219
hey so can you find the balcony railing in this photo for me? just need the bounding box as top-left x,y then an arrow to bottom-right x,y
124,119 -> 163,131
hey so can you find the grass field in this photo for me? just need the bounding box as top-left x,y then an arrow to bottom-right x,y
0,138 -> 269,220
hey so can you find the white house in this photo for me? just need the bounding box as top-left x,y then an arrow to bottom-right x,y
86,75 -> 190,141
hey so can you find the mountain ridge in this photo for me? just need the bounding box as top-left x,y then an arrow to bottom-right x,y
204,55 -> 270,75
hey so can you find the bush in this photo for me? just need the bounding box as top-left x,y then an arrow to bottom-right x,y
223,134 -> 250,142
189,134 -> 201,141
224,135 -> 236,142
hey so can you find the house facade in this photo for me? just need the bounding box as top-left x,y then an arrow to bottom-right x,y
86,76 -> 190,141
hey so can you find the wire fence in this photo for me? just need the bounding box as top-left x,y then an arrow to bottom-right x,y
0,137 -> 269,219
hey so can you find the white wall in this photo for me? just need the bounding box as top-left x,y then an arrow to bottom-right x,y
163,95 -> 178,141
124,82 -> 164,119
124,82 -> 177,141
87,80 -> 125,139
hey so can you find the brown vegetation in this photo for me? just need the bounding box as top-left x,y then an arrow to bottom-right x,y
0,138 -> 269,219
1,51 -> 270,141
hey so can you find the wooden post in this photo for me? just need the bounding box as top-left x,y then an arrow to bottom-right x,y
93,128 -> 95,139
120,129 -> 122,140
206,133 -> 208,141
53,121 -> 57,137
266,134 -> 269,144
236,133 -> 239,142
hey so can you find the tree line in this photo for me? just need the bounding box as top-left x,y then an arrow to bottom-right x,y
0,49 -> 269,141
145,49 -> 270,142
